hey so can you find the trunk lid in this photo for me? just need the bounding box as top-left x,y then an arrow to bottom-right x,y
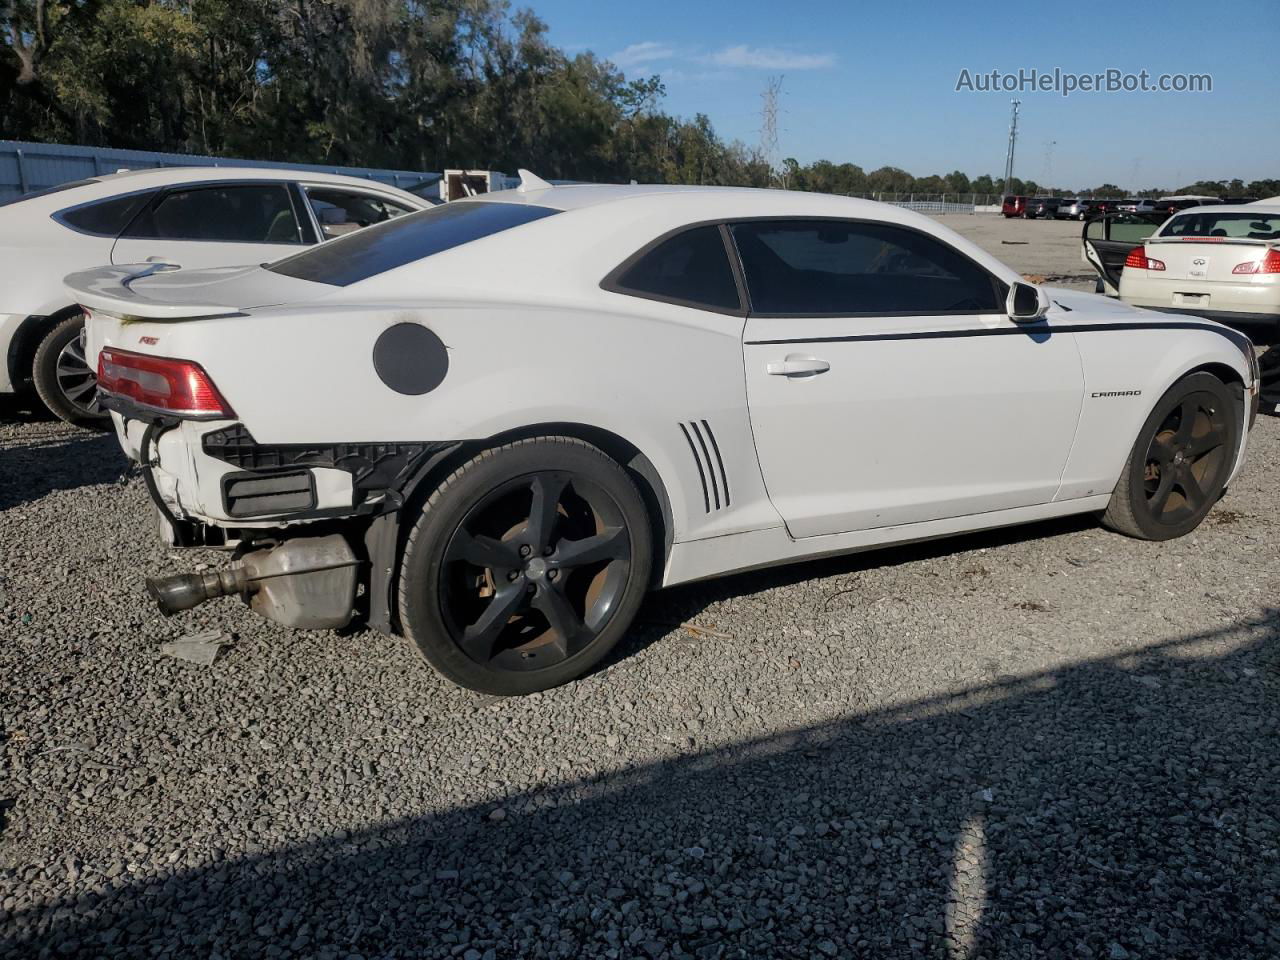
1145,238 -> 1276,282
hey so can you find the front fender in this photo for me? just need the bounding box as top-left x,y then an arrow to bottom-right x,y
1056,324 -> 1252,501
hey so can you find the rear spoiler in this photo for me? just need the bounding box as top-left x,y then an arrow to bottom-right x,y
63,263 -> 245,320
1146,237 -> 1275,246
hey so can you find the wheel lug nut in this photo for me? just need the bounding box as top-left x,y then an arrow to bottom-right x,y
507,571 -> 519,582
526,583 -> 536,594
543,546 -> 553,556
519,545 -> 531,558
549,570 -> 559,581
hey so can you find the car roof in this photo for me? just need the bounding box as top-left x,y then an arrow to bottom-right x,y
1169,203 -> 1280,216
326,181 -> 1027,297
6,166 -> 426,216
475,182 -> 991,222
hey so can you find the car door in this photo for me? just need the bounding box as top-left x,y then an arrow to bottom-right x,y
1081,213 -> 1164,293
735,218 -> 1084,540
111,181 -> 311,270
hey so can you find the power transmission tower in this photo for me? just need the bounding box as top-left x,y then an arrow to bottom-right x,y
760,76 -> 783,186
1002,99 -> 1021,195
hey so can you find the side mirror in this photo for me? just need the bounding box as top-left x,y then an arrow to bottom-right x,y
1008,281 -> 1049,322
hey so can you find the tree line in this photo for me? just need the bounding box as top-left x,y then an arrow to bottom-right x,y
2,1 -> 1274,200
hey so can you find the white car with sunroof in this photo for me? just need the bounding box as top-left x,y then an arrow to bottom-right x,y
0,167 -> 427,426
70,175 -> 1260,694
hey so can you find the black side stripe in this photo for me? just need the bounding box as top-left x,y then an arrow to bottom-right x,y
744,320 -> 1254,347
679,422 -> 710,513
700,419 -> 731,507
690,421 -> 721,510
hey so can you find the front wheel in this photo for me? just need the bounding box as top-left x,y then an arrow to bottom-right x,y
399,437 -> 653,694
32,313 -> 110,429
1102,372 -> 1240,540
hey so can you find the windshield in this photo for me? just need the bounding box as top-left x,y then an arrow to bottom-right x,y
267,200 -> 560,286
1159,211 -> 1280,240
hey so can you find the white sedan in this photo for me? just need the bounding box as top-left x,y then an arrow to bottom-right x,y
1118,202 -> 1280,332
71,175 -> 1260,694
1,167 -> 427,426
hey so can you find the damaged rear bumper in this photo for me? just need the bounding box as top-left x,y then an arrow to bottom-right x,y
108,408 -> 460,633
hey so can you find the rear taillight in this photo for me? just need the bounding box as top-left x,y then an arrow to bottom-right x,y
97,347 -> 233,419
1231,248 -> 1280,275
1124,247 -> 1165,271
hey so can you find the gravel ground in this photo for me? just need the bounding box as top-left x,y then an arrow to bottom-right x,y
3,217 -> 1279,959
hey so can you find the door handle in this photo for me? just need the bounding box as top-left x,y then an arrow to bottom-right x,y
766,357 -> 830,377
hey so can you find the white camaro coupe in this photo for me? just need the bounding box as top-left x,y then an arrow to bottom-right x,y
71,175 -> 1260,694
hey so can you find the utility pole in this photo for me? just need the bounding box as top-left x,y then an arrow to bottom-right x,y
760,76 -> 783,187
1002,99 -> 1021,196
1043,139 -> 1057,193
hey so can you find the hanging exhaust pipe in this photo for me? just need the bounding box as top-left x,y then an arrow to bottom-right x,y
144,534 -> 360,630
147,567 -> 249,615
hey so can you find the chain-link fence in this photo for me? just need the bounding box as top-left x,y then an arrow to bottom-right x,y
828,193 -> 1014,214
845,192 -> 1003,206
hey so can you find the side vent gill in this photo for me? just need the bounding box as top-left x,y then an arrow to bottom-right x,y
678,420 -> 731,514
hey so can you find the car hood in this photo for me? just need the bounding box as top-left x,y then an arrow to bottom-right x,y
1043,286 -> 1224,328
64,263 -> 328,319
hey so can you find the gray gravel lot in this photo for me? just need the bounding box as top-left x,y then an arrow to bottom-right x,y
2,215 -> 1278,959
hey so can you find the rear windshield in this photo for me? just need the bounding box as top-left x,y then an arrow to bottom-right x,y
1159,211 -> 1280,240
267,200 -> 560,286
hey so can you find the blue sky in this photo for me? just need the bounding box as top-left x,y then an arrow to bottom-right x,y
531,0 -> 1278,190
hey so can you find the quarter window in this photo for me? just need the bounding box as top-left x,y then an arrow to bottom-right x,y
57,190 -> 156,237
609,225 -> 741,312
124,184 -> 303,244
731,220 -> 1002,315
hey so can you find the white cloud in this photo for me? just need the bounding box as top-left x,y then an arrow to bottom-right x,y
705,44 -> 835,70
609,41 -> 677,68
608,40 -> 836,74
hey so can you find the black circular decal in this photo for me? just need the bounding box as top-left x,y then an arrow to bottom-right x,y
373,323 -> 449,395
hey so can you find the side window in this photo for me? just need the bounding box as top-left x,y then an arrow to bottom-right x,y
124,184 -> 302,244
609,225 -> 741,312
304,187 -> 414,240
730,220 -> 1002,315
57,191 -> 156,237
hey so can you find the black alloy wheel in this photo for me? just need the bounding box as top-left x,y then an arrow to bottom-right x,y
400,438 -> 652,694
1102,372 -> 1239,540
440,471 -> 631,670
1140,391 -> 1231,525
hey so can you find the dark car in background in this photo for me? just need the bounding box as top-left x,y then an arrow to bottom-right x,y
1027,197 -> 1062,219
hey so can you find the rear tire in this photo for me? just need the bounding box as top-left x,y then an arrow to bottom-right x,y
399,437 -> 652,695
1102,372 -> 1239,540
32,313 -> 110,430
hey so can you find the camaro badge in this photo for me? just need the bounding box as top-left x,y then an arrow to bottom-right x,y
1091,390 -> 1142,397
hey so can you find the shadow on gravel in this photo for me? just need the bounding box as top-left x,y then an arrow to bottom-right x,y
0,393 -> 56,426
0,426 -> 127,511
6,612 -> 1277,959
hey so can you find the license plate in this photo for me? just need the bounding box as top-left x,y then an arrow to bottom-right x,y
1173,292 -> 1209,307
